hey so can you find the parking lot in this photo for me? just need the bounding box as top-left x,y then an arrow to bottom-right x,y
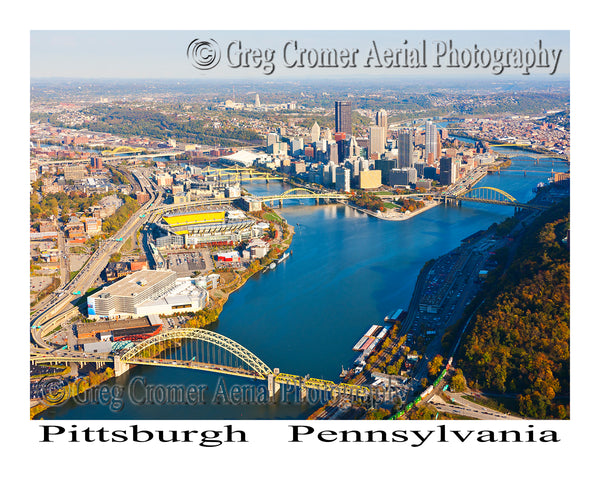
165,316 -> 188,328
166,251 -> 206,273
30,275 -> 54,292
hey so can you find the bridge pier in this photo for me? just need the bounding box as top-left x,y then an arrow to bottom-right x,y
267,367 -> 280,402
68,362 -> 79,378
113,355 -> 130,377
278,199 -> 282,208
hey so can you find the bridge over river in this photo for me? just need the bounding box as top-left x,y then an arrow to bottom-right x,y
33,328 -> 372,401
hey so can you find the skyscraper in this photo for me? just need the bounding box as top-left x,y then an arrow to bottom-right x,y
311,122 -> 321,143
375,109 -> 388,132
335,100 -> 352,138
335,166 -> 351,192
369,126 -> 386,158
397,129 -> 414,168
439,156 -> 457,185
425,121 -> 439,163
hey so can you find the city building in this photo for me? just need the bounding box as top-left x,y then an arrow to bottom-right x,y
104,258 -> 148,281
327,141 -> 339,164
135,191 -> 150,204
335,167 -> 351,192
423,166 -> 438,181
375,109 -> 388,132
81,217 -> 102,236
415,178 -> 433,190
374,158 -> 396,185
155,234 -> 185,250
389,167 -> 417,187
359,169 -> 382,190
245,238 -> 269,259
155,173 -> 173,187
368,126 -> 386,159
267,132 -> 279,147
439,156 -> 457,185
156,207 -> 258,247
64,164 -> 87,181
76,316 -> 163,347
90,157 -> 103,170
311,122 -> 321,143
397,129 -> 414,168
236,196 -> 263,212
291,137 -> 304,157
335,100 -> 352,138
87,270 -> 208,320
425,121 -> 439,164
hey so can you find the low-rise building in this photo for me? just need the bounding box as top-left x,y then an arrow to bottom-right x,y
87,270 -> 208,320
359,169 -> 382,190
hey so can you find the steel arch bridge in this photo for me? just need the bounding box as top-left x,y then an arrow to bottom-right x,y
202,166 -> 283,182
460,187 -> 517,203
121,328 -> 273,379
33,328 -> 373,399
102,146 -> 146,156
446,186 -> 547,210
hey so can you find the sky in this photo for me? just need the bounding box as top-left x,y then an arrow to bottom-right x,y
30,30 -> 570,80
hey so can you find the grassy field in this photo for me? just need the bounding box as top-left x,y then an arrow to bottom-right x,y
263,211 -> 283,223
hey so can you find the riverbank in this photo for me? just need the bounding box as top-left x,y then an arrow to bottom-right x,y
450,131 -> 568,160
344,200 -> 440,221
31,367 -> 115,419
376,200 -> 440,221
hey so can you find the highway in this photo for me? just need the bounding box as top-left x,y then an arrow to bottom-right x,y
427,393 -> 521,420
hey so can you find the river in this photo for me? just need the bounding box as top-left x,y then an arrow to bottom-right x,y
37,146 -> 568,420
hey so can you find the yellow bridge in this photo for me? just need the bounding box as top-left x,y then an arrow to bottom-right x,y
260,187 -> 349,203
101,146 -> 147,156
32,328 -> 372,400
117,329 -> 371,399
201,166 -> 284,182
438,186 -> 548,211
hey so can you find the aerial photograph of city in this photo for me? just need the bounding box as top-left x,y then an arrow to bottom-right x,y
26,29 -> 573,427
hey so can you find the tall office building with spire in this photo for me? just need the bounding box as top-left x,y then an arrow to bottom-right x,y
310,122 -> 321,143
335,100 -> 352,138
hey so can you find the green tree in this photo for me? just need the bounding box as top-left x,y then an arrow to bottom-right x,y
450,369 -> 467,392
428,354 -> 444,377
